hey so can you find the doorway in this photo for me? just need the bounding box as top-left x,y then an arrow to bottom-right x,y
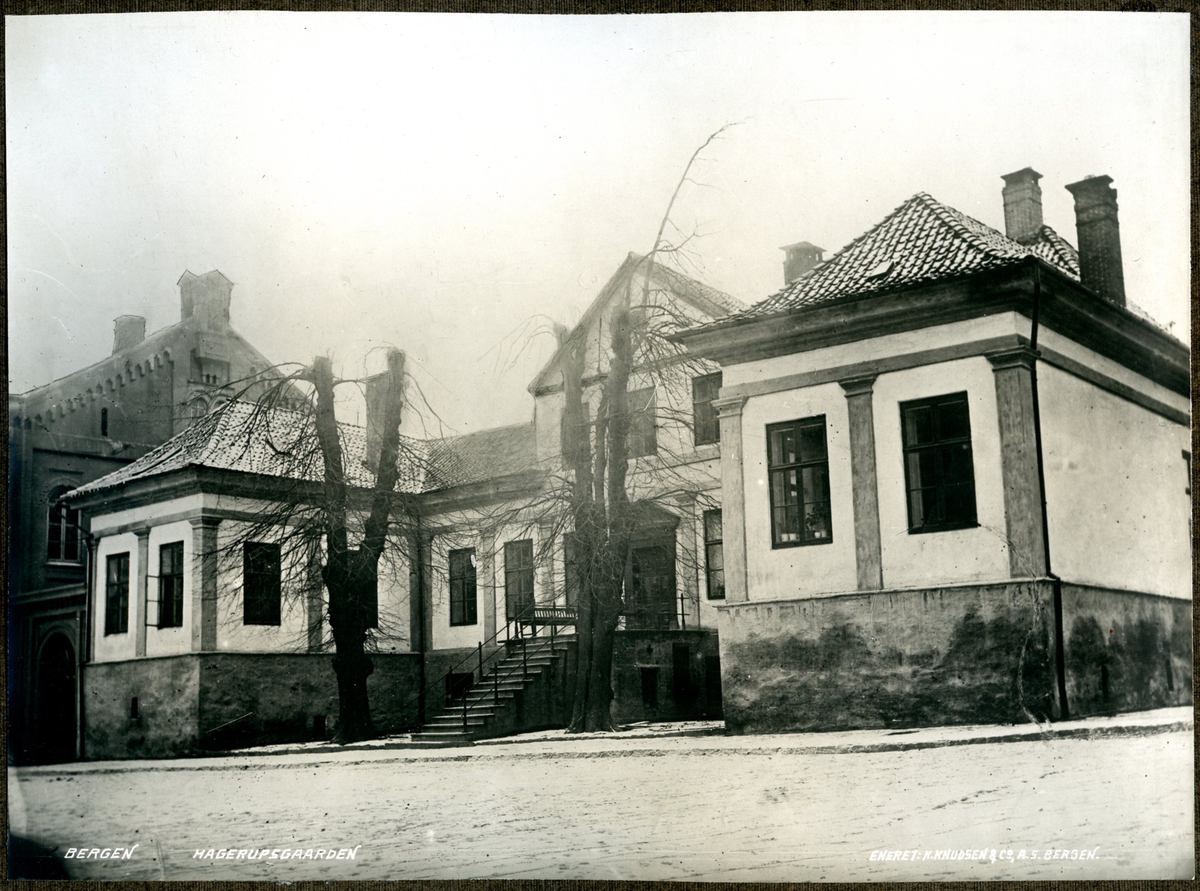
629,543 -> 676,630
34,634 -> 77,763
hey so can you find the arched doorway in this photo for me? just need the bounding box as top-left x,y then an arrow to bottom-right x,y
34,634 -> 77,764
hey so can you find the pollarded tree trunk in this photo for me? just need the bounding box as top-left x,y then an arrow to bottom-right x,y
325,554 -> 377,743
310,350 -> 405,745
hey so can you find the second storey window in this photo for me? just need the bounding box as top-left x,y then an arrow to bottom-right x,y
767,416 -> 832,546
104,553 -> 130,635
901,392 -> 978,532
627,387 -> 657,458
692,373 -> 722,446
158,542 -> 185,629
703,509 -> 725,600
47,488 -> 80,562
244,542 -> 282,626
449,548 -> 478,626
504,539 -> 535,620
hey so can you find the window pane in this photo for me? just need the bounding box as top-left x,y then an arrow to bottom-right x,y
703,510 -> 722,543
768,428 -> 795,467
798,421 -> 827,462
801,465 -> 830,504
943,482 -> 976,525
938,397 -> 971,440
903,405 -> 935,446
706,542 -> 724,572
774,505 -> 800,542
804,501 -> 832,541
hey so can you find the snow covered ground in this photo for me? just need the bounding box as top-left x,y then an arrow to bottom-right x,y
9,708 -> 1193,881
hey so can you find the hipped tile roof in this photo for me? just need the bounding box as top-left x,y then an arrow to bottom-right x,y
68,402 -> 538,499
732,192 -> 1081,322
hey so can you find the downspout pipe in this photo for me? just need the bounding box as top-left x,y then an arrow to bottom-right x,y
1028,261 -> 1069,720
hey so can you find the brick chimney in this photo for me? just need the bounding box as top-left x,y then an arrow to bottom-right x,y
1065,175 -> 1126,307
781,241 -> 825,285
112,315 -> 146,354
1001,167 -> 1044,245
178,270 -> 233,329
363,349 -> 406,473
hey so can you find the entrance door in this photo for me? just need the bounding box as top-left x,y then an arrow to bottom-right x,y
34,634 -> 77,764
629,544 -> 676,630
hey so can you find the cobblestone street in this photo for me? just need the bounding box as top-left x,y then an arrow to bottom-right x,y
10,712 -> 1192,881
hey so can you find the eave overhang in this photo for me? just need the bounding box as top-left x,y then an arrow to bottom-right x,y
673,258 -> 1189,398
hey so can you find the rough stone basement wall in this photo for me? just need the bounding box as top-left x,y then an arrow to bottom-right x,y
717,582 -> 1059,734
611,630 -> 721,724
83,656 -> 201,760
197,653 -> 422,750
1060,584 -> 1191,717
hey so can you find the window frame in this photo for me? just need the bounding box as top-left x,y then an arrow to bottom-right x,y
46,488 -> 81,563
449,547 -> 478,627
504,539 -> 535,621
692,372 -> 722,446
766,416 -> 833,548
243,541 -> 282,626
104,552 -> 130,636
899,391 -> 979,534
157,541 -> 185,629
702,509 -> 725,600
626,387 -> 657,458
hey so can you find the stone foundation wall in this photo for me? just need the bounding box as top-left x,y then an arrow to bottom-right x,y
83,657 -> 201,760
612,630 -> 721,724
82,652 -> 422,759
1060,584 -> 1191,717
197,653 -> 422,751
717,582 -> 1059,735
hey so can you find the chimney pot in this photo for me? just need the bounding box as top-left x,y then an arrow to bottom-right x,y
112,315 -> 147,355
781,241 -> 825,286
1065,175 -> 1126,307
1001,167 -> 1044,245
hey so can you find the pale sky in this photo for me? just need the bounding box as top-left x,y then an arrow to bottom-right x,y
7,11 -> 1190,434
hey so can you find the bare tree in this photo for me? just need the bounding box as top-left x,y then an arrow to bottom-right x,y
202,349 -> 413,744
562,127 -> 734,732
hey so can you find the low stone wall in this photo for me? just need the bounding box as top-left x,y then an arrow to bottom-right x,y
1061,584 -> 1191,717
83,657 -> 202,761
197,653 -> 422,751
717,582 -> 1059,734
83,652 -> 423,759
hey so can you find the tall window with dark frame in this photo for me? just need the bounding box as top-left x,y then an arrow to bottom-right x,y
900,392 -> 978,532
47,487 -> 80,562
104,553 -> 130,635
449,548 -> 478,626
563,533 -> 580,608
243,542 -> 282,626
767,416 -> 832,546
157,541 -> 185,628
504,539 -> 535,620
703,509 -> 725,600
627,387 -> 657,458
692,373 -> 722,446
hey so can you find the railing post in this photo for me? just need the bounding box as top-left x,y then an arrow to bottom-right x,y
463,683 -> 468,732
522,636 -> 528,679
478,641 -> 484,680
494,652 -> 499,704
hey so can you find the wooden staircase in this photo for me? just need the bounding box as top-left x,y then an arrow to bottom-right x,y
410,635 -> 576,746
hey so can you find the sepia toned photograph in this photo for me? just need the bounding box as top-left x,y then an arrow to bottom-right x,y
5,9 -> 1192,881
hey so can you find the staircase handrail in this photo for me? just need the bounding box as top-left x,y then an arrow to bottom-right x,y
401,595 -> 569,718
